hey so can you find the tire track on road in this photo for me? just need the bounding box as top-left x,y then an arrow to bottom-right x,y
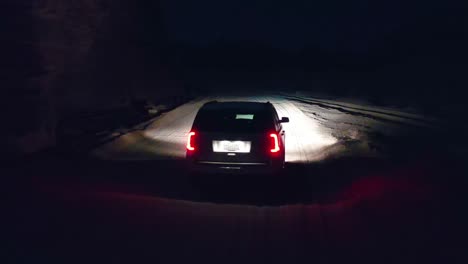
282,94 -> 441,129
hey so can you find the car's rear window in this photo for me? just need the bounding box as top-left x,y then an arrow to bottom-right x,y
194,109 -> 273,133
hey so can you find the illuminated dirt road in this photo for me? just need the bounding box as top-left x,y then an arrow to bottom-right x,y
92,94 -> 439,163
86,93 -> 447,205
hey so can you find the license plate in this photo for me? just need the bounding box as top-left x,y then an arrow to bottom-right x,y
212,140 -> 251,153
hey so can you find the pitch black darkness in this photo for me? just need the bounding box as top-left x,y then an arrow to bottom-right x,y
158,0 -> 468,104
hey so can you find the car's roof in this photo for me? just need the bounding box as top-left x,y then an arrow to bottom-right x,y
201,101 -> 271,111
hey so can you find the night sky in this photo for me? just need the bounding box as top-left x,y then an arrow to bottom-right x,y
156,0 -> 467,99
160,0 -> 451,54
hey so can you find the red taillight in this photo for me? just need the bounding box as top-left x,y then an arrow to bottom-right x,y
187,131 -> 196,151
270,133 -> 280,153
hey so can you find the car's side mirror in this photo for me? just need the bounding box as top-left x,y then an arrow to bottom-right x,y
280,117 -> 289,123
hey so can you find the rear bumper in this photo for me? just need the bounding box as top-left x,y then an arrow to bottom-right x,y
187,160 -> 282,175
